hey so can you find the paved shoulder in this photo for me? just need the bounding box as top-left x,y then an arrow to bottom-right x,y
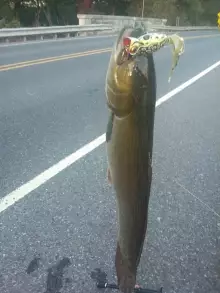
0,30 -> 219,66
0,66 -> 220,293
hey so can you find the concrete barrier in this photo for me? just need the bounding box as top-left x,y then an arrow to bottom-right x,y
77,14 -> 167,31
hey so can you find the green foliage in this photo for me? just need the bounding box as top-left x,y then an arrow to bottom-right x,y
92,0 -> 131,15
4,18 -> 20,27
0,0 -> 219,27
0,1 -> 14,22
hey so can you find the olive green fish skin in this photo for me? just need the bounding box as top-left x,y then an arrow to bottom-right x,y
105,27 -> 157,293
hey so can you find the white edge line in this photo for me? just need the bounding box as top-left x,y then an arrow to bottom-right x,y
0,60 -> 220,213
0,134 -> 106,213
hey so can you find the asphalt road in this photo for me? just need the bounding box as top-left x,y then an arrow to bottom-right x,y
0,30 -> 219,65
0,31 -> 220,293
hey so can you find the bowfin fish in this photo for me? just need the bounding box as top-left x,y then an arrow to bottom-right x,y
105,26 -> 157,293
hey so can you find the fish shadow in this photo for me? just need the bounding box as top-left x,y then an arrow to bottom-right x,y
44,257 -> 71,293
90,268 -> 108,284
26,257 -> 41,275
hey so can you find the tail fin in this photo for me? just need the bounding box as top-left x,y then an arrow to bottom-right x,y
115,242 -> 136,293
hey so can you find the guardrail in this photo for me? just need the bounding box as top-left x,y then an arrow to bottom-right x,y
0,24 -> 113,42
151,25 -> 219,32
0,23 -> 219,43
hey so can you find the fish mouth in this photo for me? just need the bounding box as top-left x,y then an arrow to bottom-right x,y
105,26 -> 149,118
114,29 -> 136,67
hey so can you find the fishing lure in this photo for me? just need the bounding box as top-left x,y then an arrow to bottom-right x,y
122,32 -> 185,82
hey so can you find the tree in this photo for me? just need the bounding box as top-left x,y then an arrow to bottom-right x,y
1,0 -> 219,27
200,0 -> 220,25
0,0 -> 21,27
92,0 -> 132,15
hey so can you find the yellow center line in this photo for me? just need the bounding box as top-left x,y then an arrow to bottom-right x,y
0,33 -> 219,72
0,48 -> 112,72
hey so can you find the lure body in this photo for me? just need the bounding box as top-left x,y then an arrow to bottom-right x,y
122,32 -> 185,82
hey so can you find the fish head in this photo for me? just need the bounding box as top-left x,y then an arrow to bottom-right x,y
105,27 -> 150,118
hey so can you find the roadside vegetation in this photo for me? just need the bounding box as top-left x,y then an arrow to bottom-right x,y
0,0 -> 219,28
